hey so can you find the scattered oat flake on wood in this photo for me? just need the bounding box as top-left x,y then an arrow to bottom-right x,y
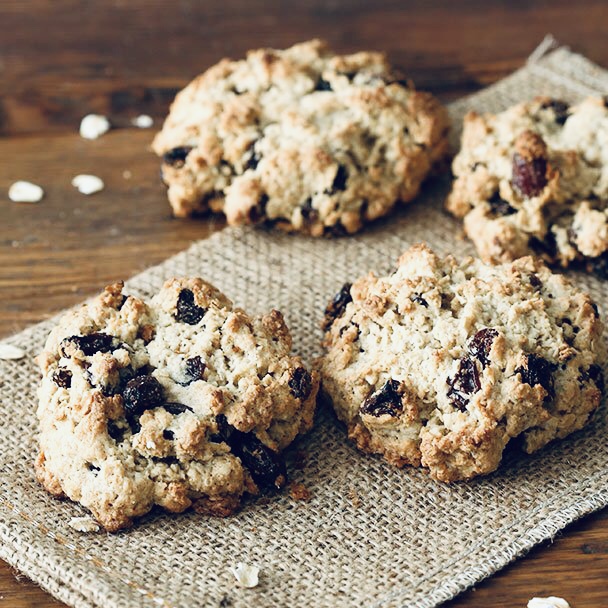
72,174 -> 104,195
79,114 -> 110,139
68,516 -> 100,533
0,344 -> 26,360
528,597 -> 570,608
290,482 -> 311,501
8,181 -> 44,203
229,563 -> 259,588
132,114 -> 153,128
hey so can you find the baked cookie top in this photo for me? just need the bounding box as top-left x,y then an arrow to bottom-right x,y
318,244 -> 604,482
36,279 -> 318,531
153,39 -> 449,235
447,97 -> 608,271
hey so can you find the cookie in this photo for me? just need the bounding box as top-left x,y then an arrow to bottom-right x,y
152,39 -> 449,235
447,96 -> 608,271
36,279 -> 318,530
318,244 -> 604,482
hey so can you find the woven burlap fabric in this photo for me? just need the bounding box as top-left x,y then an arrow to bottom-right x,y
2,41 -> 608,608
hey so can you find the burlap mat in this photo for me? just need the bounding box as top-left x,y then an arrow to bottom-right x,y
2,39 -> 608,608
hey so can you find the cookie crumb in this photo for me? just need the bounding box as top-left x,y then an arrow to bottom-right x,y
79,114 -> 110,139
72,174 -> 105,195
348,486 -> 361,508
289,482 -> 311,501
0,344 -> 26,360
132,114 -> 153,128
68,516 -> 100,533
8,181 -> 44,203
122,170 -> 132,180
229,562 -> 259,588
528,597 -> 570,608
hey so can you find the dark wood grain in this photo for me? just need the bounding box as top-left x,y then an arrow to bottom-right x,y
1,1 -> 607,606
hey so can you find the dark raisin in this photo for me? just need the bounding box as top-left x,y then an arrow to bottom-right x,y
244,143 -> 261,171
529,274 -> 542,289
488,192 -> 517,217
52,368 -> 72,388
163,429 -> 175,440
288,367 -> 312,400
588,364 -> 605,393
512,153 -> 548,198
468,328 -> 498,368
60,332 -> 114,357
175,289 -> 206,325
315,77 -> 332,92
300,197 -> 318,223
248,193 -> 268,224
162,146 -> 193,167
153,456 -> 180,466
117,294 -> 128,310
410,293 -> 428,307
360,379 -> 402,417
326,165 -> 348,194
211,415 -> 286,490
184,356 -> 206,383
162,402 -> 193,415
322,283 -> 352,331
122,375 -> 164,417
107,421 -> 127,442
541,99 -> 570,125
87,463 -> 100,473
516,354 -> 556,400
447,357 -> 481,411
591,302 -> 600,318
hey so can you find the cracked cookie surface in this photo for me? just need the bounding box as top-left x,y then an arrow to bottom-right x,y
447,97 -> 608,271
153,39 -> 449,235
318,244 -> 605,481
36,279 -> 318,530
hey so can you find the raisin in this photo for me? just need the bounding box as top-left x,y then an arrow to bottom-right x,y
588,364 -> 605,393
122,375 -> 164,417
244,143 -> 261,171
162,402 -> 193,415
529,231 -> 558,259
488,192 -> 516,217
300,197 -> 318,223
516,354 -> 556,400
468,328 -> 498,368
591,302 -> 600,318
184,356 -> 206,383
447,357 -> 481,411
288,367 -> 312,400
410,293 -> 428,307
52,368 -> 72,388
360,379 -> 402,417
117,295 -> 128,310
322,283 -> 352,331
529,274 -> 542,289
248,193 -> 268,224
541,99 -> 570,125
211,415 -> 286,490
512,153 -> 548,198
326,165 -> 348,194
162,146 -> 193,167
87,463 -> 100,473
107,421 -> 126,442
175,289 -> 206,325
60,333 -> 114,357
315,77 -> 332,92
163,429 -> 174,440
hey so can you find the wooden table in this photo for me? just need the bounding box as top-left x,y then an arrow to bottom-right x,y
1,1 -> 607,606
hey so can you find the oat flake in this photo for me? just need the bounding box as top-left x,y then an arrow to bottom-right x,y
8,181 -> 44,203
0,344 -> 26,360
229,563 -> 260,588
